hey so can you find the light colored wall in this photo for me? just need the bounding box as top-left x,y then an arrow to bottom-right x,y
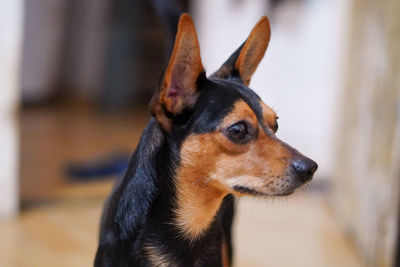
332,0 -> 400,265
0,0 -> 23,217
193,0 -> 351,178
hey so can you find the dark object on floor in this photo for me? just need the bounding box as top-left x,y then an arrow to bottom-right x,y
65,152 -> 130,181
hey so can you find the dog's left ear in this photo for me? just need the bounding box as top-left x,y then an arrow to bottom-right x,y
150,13 -> 204,131
212,16 -> 271,86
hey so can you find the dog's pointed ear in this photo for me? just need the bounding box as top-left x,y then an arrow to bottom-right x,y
212,16 -> 270,86
150,13 -> 204,131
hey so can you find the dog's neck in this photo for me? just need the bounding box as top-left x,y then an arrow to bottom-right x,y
142,146 -> 229,266
173,171 -> 227,240
139,132 -> 231,259
157,131 -> 230,241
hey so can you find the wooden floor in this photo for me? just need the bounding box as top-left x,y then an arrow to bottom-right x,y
0,104 -> 364,267
0,186 -> 364,267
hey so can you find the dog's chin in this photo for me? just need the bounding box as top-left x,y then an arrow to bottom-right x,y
231,185 -> 296,197
231,185 -> 265,196
270,191 -> 294,196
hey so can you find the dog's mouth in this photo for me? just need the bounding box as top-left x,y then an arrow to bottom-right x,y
231,185 -> 295,197
232,185 -> 265,196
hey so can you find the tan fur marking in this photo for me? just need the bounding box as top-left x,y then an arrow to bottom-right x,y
174,161 -> 227,239
144,243 -> 175,267
221,101 -> 258,130
260,101 -> 277,131
153,103 -> 172,131
221,237 -> 230,267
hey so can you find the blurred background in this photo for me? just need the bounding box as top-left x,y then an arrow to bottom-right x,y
0,0 -> 399,266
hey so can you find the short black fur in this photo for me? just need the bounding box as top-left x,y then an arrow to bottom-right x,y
94,75 -> 269,267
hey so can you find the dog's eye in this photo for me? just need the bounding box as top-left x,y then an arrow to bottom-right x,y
226,122 -> 248,142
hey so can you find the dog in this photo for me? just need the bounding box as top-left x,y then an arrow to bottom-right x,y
94,13 -> 317,267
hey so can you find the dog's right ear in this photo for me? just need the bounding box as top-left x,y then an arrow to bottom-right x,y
150,14 -> 204,131
211,16 -> 271,86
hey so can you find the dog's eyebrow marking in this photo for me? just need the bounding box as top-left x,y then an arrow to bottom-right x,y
219,100 -> 258,132
215,79 -> 273,135
260,101 -> 278,131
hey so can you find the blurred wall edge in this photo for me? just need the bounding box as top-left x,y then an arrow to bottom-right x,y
20,0 -> 68,102
332,0 -> 400,266
0,1 -> 23,217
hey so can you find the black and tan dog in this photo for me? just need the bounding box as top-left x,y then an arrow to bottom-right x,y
95,14 -> 317,267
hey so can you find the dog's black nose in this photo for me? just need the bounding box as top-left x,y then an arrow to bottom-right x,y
291,158 -> 318,183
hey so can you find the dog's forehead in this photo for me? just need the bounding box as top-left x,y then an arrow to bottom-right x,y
211,79 -> 273,130
192,79 -> 274,133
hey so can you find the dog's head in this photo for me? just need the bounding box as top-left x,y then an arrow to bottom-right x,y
150,14 -> 317,197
